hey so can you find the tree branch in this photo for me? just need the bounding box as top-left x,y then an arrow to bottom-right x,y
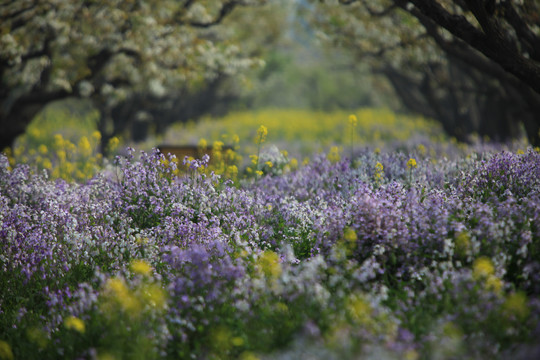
189,1 -> 240,28
401,0 -> 540,94
500,0 -> 540,61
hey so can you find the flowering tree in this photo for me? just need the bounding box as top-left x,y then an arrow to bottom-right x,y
0,0 -> 266,151
310,0 -> 540,146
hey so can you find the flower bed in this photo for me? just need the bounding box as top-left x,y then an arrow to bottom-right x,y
1,143 -> 539,359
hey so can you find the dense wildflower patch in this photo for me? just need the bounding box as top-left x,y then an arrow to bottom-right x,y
1,133 -> 539,358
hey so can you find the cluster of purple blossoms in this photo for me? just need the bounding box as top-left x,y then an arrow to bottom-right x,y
1,146 -> 539,359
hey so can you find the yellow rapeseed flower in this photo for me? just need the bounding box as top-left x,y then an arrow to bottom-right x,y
417,144 -> 426,156
131,259 -> 152,276
53,134 -> 65,149
405,349 -> 419,360
258,250 -> 282,280
328,146 -> 341,163
347,293 -> 372,324
213,140 -> 224,151
473,256 -> 495,279
0,340 -> 13,360
92,131 -> 102,142
226,165 -> 238,179
289,158 -> 298,170
503,292 -> 529,320
485,275 -> 503,295
57,149 -> 67,162
198,138 -> 207,149
255,125 -> 268,145
141,283 -> 167,309
407,158 -> 417,169
232,336 -> 244,347
348,114 -> 358,127
64,316 -> 85,333
454,232 -> 470,257
38,144 -> 48,155
265,161 -> 273,168
239,352 -> 260,360
108,137 -> 120,152
104,278 -> 141,314
26,327 -> 48,349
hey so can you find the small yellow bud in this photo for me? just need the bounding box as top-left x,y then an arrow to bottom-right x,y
255,125 -> 268,145
473,257 -> 495,279
130,259 -> 152,276
407,158 -> 417,169
64,316 -> 85,333
348,114 -> 358,127
0,340 -> 14,360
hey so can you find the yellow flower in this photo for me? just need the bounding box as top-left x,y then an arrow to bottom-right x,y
231,336 -> 244,347
405,349 -> 419,360
255,170 -> 263,176
348,114 -> 358,127
141,283 -> 167,309
485,275 -> 503,295
516,149 -> 525,155
104,278 -> 141,314
54,134 -> 65,149
503,292 -> 529,320
473,256 -> 495,279
213,140 -> 224,151
407,158 -> 417,169
0,340 -> 13,360
265,161 -> 273,168
92,131 -> 102,142
239,352 -> 260,360
255,125 -> 268,145
417,144 -> 426,156
57,149 -> 67,162
38,144 -> 48,155
347,293 -> 372,324
289,158 -> 298,170
130,259 -> 152,276
258,250 -> 282,280
108,137 -> 120,152
198,138 -> 207,149
343,227 -> 357,243
64,316 -> 85,333
42,158 -> 53,170
455,232 -> 470,257
249,155 -> 258,165
342,227 -> 357,254
328,146 -> 341,163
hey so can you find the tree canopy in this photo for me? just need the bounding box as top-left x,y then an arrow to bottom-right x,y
0,0 -> 267,150
2,0 -> 540,148
309,0 -> 540,146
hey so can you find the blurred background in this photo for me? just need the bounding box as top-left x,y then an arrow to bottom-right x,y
2,0 -> 539,173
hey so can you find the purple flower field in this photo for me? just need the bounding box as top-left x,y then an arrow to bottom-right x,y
1,146 -> 539,359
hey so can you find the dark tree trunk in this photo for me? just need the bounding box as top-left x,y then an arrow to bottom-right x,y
0,90 -> 69,151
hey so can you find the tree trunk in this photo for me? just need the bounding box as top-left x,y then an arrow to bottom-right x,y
0,101 -> 48,151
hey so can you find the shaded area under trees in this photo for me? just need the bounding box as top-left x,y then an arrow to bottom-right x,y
0,0 -> 267,152
311,0 -> 540,146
